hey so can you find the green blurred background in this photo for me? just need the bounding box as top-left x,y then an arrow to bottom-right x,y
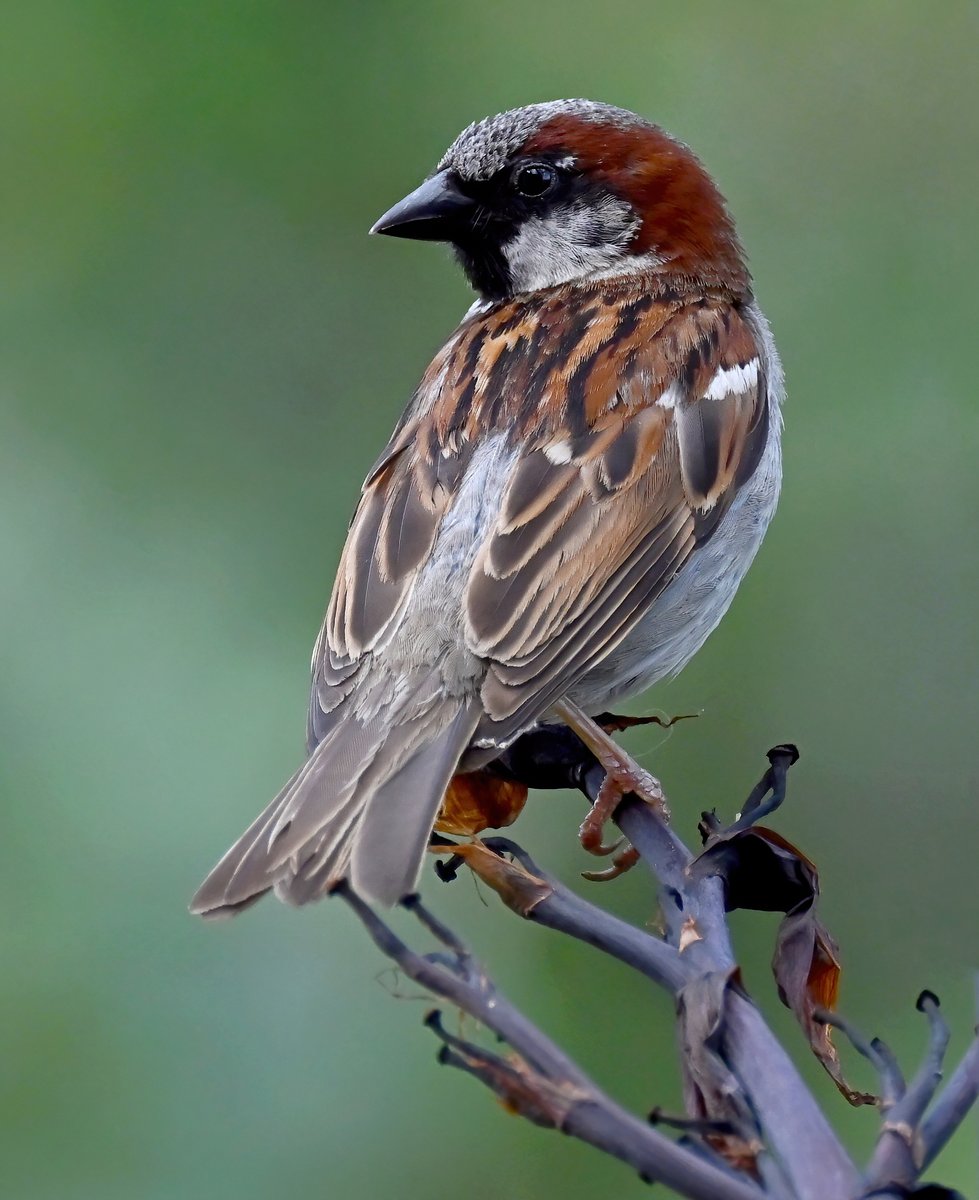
1,1 -> 976,1196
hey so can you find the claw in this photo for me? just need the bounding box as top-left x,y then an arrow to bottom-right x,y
578,763 -> 667,862
582,843 -> 641,882
551,697 -> 671,884
578,825 -> 624,857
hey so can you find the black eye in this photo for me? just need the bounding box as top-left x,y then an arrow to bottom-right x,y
513,163 -> 557,198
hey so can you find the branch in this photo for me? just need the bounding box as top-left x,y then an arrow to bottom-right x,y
335,738 -> 977,1199
920,1033 -> 979,1169
616,782 -> 863,1200
331,881 -> 765,1200
866,992 -> 956,1191
436,836 -> 689,993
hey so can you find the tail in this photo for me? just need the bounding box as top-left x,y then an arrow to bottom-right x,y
190,679 -> 479,915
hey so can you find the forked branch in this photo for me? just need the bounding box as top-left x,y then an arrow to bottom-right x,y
333,742 -> 978,1200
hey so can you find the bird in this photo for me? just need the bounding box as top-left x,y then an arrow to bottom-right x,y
190,99 -> 783,916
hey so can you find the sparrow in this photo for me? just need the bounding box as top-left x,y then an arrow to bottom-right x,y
191,99 -> 783,916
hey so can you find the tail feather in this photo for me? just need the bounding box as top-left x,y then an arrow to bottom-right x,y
266,719 -> 384,868
189,767 -> 301,918
276,706 -> 478,909
190,676 -> 479,914
350,705 -> 480,905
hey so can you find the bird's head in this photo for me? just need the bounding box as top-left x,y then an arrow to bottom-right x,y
371,100 -> 749,302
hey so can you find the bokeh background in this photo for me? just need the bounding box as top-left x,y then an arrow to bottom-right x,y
1,2 -> 977,1197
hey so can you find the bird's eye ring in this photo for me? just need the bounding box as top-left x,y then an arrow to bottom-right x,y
513,163 -> 558,198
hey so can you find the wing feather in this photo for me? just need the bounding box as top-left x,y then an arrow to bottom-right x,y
465,298 -> 770,747
310,283 -> 771,764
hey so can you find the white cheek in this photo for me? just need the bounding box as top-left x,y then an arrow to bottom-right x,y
502,198 -> 640,293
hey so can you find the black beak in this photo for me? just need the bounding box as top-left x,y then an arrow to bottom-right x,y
369,169 -> 476,241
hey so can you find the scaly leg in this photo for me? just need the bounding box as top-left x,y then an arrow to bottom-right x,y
553,697 -> 670,881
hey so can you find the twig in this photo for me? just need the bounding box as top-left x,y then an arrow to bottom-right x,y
447,836 -> 690,993
919,1032 -> 979,1169
331,882 -> 766,1200
815,1008 -> 906,1109
867,993 -> 952,1190
727,744 -> 800,833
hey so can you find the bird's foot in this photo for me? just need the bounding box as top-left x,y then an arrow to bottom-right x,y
553,697 -> 670,883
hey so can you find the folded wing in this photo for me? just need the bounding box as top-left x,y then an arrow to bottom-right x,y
464,297 -> 771,747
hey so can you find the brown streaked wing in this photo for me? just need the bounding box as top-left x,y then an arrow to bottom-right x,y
325,422 -> 472,661
465,298 -> 769,748
308,411 -> 471,744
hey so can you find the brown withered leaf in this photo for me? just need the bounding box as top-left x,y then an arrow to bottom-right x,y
426,1011 -> 591,1129
450,1045 -> 584,1128
691,826 -> 876,1107
488,1057 -> 592,1128
678,916 -> 704,953
435,770 -> 529,837
676,968 -> 761,1175
435,841 -> 553,917
594,710 -> 700,734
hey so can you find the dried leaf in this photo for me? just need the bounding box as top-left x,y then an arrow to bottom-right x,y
693,825 -> 816,913
488,1058 -> 592,1128
691,826 -> 875,1107
594,709 -> 700,734
774,904 -> 873,1106
435,771 -> 528,836
427,1012 -> 591,1129
678,916 -> 704,953
439,841 -> 552,917
676,969 -> 760,1174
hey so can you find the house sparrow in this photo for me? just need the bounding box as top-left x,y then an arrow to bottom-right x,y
191,99 -> 783,915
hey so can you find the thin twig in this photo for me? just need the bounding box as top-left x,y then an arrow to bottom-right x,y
331,881 -> 766,1200
726,744 -> 800,834
478,837 -> 691,993
814,1008 -> 906,1109
919,1033 -> 979,1169
867,992 -> 951,1189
